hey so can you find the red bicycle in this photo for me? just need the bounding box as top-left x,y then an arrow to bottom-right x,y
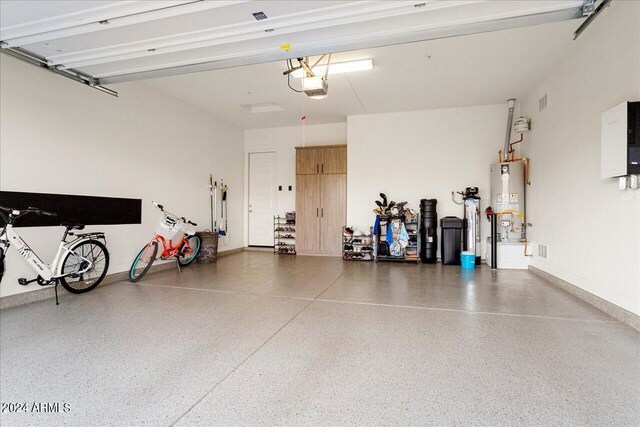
129,201 -> 201,282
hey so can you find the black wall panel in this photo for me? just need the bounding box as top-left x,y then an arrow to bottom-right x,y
0,191 -> 141,227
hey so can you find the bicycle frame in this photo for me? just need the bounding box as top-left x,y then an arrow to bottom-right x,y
1,224 -> 94,281
153,233 -> 195,260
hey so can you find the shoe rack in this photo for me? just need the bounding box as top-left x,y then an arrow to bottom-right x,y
342,226 -> 374,261
274,213 -> 296,255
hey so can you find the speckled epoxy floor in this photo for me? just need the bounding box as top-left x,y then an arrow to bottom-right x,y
1,251 -> 638,426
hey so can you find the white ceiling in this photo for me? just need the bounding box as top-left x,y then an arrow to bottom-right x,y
0,1 -> 588,129
0,1 -> 585,85
137,18 -> 581,129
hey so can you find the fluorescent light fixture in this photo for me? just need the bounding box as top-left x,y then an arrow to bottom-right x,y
292,59 -> 373,78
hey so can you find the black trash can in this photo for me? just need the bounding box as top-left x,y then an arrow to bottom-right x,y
440,216 -> 466,265
420,199 -> 438,264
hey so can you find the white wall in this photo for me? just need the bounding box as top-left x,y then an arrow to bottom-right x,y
521,1 -> 640,315
0,54 -> 244,297
243,122 -> 347,246
348,104 -> 510,257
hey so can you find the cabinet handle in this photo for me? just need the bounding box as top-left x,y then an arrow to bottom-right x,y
317,208 -> 319,217
321,208 -> 324,217
316,164 -> 319,173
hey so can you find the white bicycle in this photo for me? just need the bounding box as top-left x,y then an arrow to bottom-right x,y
0,205 -> 110,304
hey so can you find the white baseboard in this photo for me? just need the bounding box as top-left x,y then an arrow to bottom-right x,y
528,266 -> 639,332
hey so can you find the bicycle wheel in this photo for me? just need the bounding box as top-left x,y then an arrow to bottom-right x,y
0,247 -> 5,284
129,241 -> 158,282
177,234 -> 201,267
60,239 -> 110,294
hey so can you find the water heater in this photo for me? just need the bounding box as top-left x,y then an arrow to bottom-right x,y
490,161 -> 525,242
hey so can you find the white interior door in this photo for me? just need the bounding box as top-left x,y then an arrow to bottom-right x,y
248,152 -> 277,246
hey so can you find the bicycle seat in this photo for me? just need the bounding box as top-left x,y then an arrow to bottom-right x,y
61,222 -> 85,231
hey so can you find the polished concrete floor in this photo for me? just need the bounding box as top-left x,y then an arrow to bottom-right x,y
1,251 -> 638,426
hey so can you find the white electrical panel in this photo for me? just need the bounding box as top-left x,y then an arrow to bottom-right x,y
601,101 -> 628,178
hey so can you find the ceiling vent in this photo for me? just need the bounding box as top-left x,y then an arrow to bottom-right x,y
241,102 -> 285,113
252,11 -> 268,21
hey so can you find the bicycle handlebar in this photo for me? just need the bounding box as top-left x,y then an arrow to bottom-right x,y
180,217 -> 197,226
28,207 -> 57,217
153,202 -> 196,226
0,205 -> 57,217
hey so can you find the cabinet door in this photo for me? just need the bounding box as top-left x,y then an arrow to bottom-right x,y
296,147 -> 321,175
295,174 -> 321,253
320,174 -> 347,255
321,146 -> 347,174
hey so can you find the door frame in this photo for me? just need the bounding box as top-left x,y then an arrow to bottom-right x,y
247,151 -> 277,247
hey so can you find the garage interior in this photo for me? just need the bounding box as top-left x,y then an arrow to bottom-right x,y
0,1 -> 639,425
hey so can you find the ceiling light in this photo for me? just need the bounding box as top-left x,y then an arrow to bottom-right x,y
291,59 -> 373,79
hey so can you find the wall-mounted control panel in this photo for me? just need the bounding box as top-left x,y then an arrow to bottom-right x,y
601,101 -> 640,178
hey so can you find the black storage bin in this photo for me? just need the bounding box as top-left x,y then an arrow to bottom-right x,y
420,199 -> 438,264
440,216 -> 466,265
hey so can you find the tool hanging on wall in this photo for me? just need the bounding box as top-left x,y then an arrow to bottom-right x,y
219,180 -> 228,237
209,174 -> 218,232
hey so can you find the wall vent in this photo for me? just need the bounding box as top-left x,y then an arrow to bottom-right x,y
539,93 -> 548,111
538,244 -> 549,259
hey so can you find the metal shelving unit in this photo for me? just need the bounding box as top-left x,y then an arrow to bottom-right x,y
342,226 -> 374,261
375,212 -> 420,263
274,213 -> 296,255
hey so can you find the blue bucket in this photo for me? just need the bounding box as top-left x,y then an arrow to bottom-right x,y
461,251 -> 476,269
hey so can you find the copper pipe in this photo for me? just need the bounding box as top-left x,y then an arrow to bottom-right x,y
509,134 -> 524,160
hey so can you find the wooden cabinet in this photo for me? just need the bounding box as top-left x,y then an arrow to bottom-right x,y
321,146 -> 347,174
295,174 -> 321,253
295,145 -> 347,256
296,147 -> 321,175
320,174 -> 347,254
295,145 -> 346,175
